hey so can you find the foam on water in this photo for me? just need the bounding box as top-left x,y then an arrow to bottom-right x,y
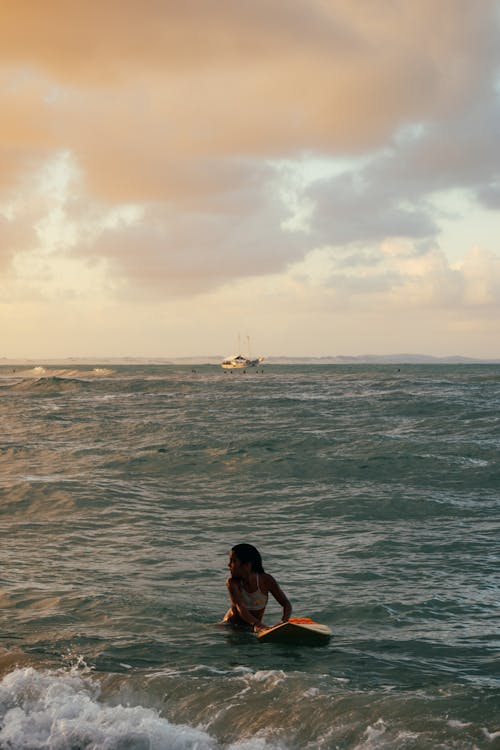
0,667 -> 215,750
0,667 -> 302,750
0,655 -> 498,749
5,367 -> 115,379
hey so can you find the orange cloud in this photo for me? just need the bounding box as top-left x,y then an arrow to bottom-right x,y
0,1 -> 497,202
0,0 -> 499,319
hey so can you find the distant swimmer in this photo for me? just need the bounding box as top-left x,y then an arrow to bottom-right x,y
223,543 -> 292,633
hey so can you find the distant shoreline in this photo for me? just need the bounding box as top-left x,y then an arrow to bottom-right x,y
1,355 -> 499,366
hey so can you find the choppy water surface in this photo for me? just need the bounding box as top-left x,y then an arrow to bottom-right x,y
0,363 -> 499,749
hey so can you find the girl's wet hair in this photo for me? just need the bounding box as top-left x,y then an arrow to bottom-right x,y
232,543 -> 265,574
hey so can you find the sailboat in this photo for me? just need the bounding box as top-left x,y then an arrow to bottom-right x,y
221,336 -> 264,369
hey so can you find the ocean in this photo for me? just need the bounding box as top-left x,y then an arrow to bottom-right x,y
0,363 -> 499,749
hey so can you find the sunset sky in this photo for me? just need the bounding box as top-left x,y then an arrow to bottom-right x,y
1,1 -> 499,359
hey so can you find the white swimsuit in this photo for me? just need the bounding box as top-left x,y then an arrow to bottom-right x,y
239,574 -> 268,610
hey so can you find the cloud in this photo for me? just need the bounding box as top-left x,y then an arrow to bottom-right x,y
0,151 -> 309,297
285,238 -> 500,314
308,168 -> 438,247
1,1 -> 498,198
88,197 -> 306,297
302,87 -> 500,250
458,246 -> 500,306
0,0 -> 499,344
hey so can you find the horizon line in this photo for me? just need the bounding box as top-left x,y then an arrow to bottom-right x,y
1,354 -> 499,365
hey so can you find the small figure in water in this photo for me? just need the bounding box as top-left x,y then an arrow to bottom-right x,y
223,543 -> 292,633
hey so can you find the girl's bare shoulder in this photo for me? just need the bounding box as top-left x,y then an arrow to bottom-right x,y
260,572 -> 278,590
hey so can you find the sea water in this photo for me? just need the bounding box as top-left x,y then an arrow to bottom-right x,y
0,363 -> 499,749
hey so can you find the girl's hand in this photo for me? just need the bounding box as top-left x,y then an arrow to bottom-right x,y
253,622 -> 268,633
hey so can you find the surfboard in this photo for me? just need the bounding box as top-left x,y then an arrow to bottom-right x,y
256,617 -> 332,645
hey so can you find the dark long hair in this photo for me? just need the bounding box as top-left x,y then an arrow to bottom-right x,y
232,544 -> 265,574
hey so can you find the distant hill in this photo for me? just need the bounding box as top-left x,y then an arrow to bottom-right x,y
1,354 -> 499,365
265,354 -> 500,365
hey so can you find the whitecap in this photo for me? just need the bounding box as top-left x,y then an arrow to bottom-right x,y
0,667 -> 215,750
448,719 -> 472,728
302,687 -> 319,698
250,670 -> 286,684
482,726 -> 500,740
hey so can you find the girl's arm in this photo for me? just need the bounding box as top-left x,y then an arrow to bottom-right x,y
266,575 -> 292,622
226,578 -> 266,631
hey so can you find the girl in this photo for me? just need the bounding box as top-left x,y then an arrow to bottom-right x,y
223,543 -> 292,633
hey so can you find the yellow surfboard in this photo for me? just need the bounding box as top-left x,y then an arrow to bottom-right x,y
256,617 -> 332,645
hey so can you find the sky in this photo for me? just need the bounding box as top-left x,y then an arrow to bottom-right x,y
1,0 -> 500,359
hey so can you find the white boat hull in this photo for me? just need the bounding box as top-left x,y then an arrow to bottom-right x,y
221,357 -> 263,369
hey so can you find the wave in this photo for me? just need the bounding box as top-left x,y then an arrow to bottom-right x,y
13,367 -> 115,378
2,367 -> 114,392
8,376 -> 88,394
0,667 -> 216,750
0,653 -> 495,749
0,666 -> 293,750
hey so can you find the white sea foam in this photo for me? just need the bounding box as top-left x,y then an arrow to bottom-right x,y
302,687 -> 319,697
15,366 -> 113,379
352,719 -> 386,749
0,667 -> 215,750
448,719 -> 472,729
227,739 -> 288,750
249,670 -> 286,686
482,726 -> 500,741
